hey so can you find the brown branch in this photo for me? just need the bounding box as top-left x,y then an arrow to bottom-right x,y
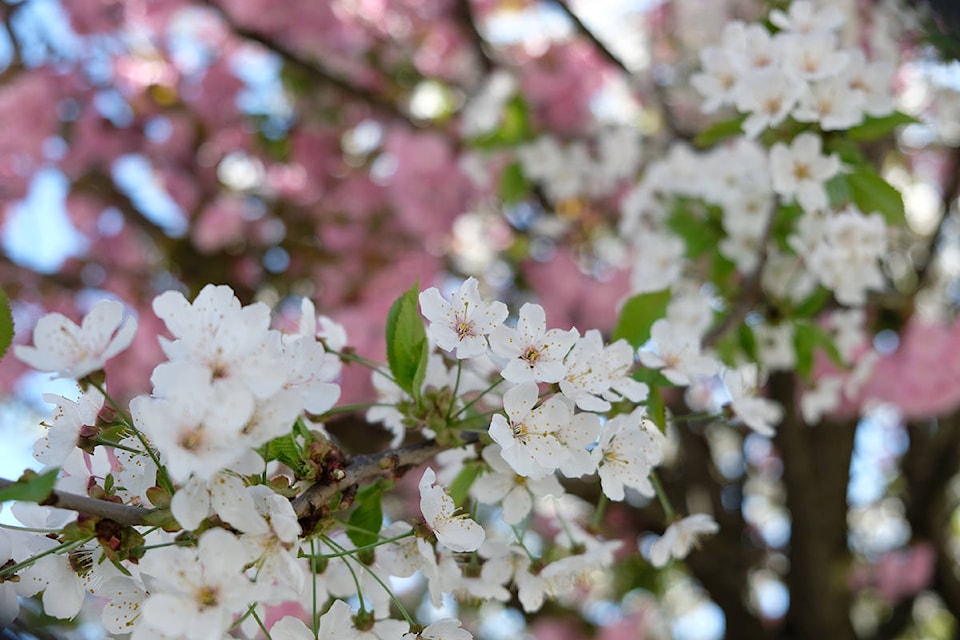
201,0 -> 412,124
702,204 -> 778,349
898,412 -> 960,628
0,478 -> 153,527
669,416 -> 771,640
292,438 -> 449,522
916,144 -> 960,288
771,372 -> 858,640
454,0 -> 495,76
0,439 -> 452,530
553,1 -> 630,75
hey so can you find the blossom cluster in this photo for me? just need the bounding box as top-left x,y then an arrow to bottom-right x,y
3,279 -> 726,639
691,1 -> 895,137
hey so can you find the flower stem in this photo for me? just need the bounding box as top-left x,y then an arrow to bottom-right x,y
320,534 -> 366,612
326,348 -> 396,382
91,381 -> 173,495
0,536 -> 94,580
300,529 -> 414,560
452,378 -> 504,419
650,470 -> 675,520
446,361 -> 463,422
321,534 -> 416,626
591,493 -> 608,531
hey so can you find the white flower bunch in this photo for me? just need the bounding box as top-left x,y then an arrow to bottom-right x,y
691,0 -> 895,137
6,277 -> 732,639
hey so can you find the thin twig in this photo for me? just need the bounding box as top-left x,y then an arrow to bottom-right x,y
202,0 -> 412,123
553,1 -> 630,75
0,478 -> 153,527
455,0 -> 495,75
292,438 -> 452,521
702,204 -> 778,349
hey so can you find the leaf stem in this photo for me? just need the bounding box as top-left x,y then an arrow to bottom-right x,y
90,381 -> 173,495
650,470 -> 675,520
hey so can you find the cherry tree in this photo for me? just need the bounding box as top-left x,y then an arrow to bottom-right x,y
3,0 -> 960,639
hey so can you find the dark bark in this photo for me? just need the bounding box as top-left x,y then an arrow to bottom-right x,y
771,372 -> 858,640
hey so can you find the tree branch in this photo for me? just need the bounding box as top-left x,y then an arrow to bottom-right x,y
702,204 -> 777,349
201,0 -> 412,124
454,0 -> 495,76
292,438 -> 449,523
916,143 -> 960,288
553,1 -> 630,75
771,372 -> 858,640
0,478 -> 153,527
0,439 -> 452,531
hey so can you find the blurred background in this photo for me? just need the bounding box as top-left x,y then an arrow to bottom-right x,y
4,0 -> 960,638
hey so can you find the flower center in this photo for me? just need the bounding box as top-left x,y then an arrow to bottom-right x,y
197,585 -> 220,609
455,317 -> 475,339
179,430 -> 204,451
512,421 -> 530,444
521,345 -> 542,367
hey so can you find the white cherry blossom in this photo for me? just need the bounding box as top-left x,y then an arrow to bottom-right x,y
592,410 -> 665,501
138,528 -> 260,640
152,284 -> 287,401
419,277 -> 508,359
420,278 -> 508,360
649,514 -> 720,568
403,618 -> 472,640
722,364 -> 784,436
639,319 -> 718,386
15,299 -> 137,379
489,303 -> 578,384
471,444 -> 564,524
489,383 -> 598,478
34,388 -> 104,467
769,132 -> 841,213
419,467 -> 485,552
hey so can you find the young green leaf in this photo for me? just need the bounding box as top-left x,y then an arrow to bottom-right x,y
265,434 -> 304,472
846,166 -> 906,226
347,480 -> 390,548
0,286 -> 12,363
846,111 -> 919,142
499,161 -> 530,205
645,387 -> 667,434
386,282 -> 428,395
411,339 -> 430,409
793,321 -> 844,379
694,115 -> 746,148
0,468 -> 59,504
448,461 -> 484,507
612,289 -> 671,349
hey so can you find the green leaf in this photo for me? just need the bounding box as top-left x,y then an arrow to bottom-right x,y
825,173 -> 851,209
411,339 -> 430,409
385,283 -> 428,396
793,321 -> 844,379
846,166 -> 906,226
846,111 -> 919,142
499,161 -> 530,205
448,460 -> 483,507
0,468 -> 59,504
645,387 -> 667,434
265,434 -> 303,472
770,202 -> 805,251
0,286 -> 11,362
694,115 -> 746,148
612,290 -> 671,349
347,480 -> 389,548
468,96 -> 533,150
632,366 -> 676,388
666,200 -> 721,258
789,287 -> 831,318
